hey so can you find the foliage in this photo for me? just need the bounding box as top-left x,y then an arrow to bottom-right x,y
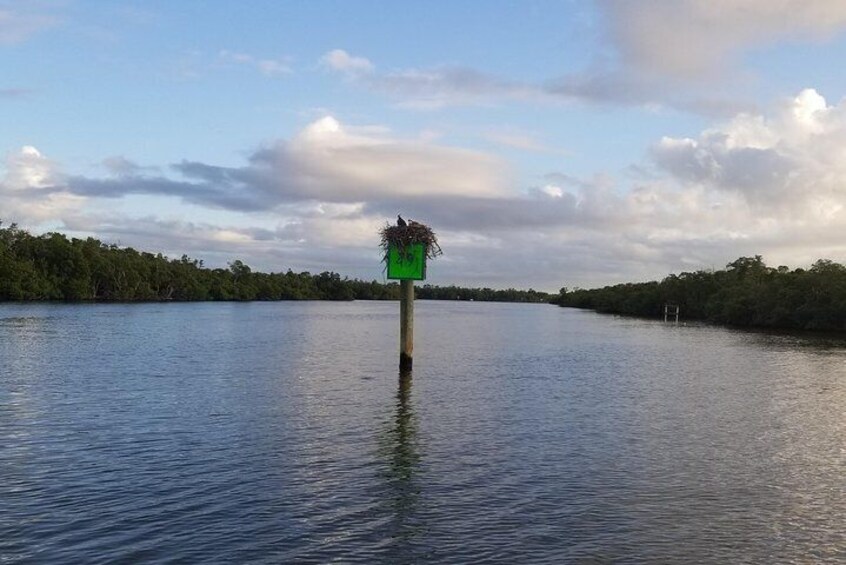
417,284 -> 550,303
552,255 -> 846,331
0,222 -> 547,304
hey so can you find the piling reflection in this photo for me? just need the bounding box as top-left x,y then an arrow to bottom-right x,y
379,369 -> 422,555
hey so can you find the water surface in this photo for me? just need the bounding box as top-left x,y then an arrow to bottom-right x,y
1,301 -> 844,563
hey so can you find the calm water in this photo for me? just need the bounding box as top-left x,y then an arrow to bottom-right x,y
1,301 -> 844,563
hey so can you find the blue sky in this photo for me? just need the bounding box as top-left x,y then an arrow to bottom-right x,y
5,1 -> 846,290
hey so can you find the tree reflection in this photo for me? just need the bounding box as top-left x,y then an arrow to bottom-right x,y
379,369 -> 422,555
390,371 -> 418,481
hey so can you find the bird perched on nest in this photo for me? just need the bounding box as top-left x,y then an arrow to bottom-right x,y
397,214 -> 407,227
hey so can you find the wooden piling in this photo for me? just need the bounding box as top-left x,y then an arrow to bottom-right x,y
664,303 -> 680,324
400,279 -> 414,371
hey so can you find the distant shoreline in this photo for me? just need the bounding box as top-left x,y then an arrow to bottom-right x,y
553,256 -> 846,332
0,223 -> 550,304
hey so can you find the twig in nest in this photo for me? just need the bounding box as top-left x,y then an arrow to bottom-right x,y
379,221 -> 442,265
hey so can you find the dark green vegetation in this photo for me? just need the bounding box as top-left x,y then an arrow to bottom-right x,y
554,256 -> 846,331
0,222 -> 549,303
416,284 -> 548,303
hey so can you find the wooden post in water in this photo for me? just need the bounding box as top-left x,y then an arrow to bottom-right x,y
664,303 -> 680,324
400,279 -> 414,371
381,217 -> 440,371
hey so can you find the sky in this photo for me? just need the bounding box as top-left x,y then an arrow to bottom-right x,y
5,1 -> 846,291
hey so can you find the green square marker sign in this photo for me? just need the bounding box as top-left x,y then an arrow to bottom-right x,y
387,243 -> 426,280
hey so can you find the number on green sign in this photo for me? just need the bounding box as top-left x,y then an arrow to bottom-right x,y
387,243 -> 426,280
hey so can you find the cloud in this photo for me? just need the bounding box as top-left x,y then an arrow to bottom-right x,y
318,3 -> 846,116
68,174 -> 265,211
317,48 -> 750,116
0,88 -> 33,99
650,88 -> 846,216
320,49 -> 546,109
601,0 -> 846,79
320,49 -> 374,75
371,67 -> 541,109
4,146 -> 58,191
65,116 -> 512,209
63,214 -> 278,251
402,88 -> 846,285
0,5 -> 58,44
484,130 -> 572,156
218,49 -> 291,76
60,212 -> 391,276
543,67 -> 753,116
0,146 -> 83,223
100,155 -> 155,176
14,91 -> 846,289
251,116 -> 512,200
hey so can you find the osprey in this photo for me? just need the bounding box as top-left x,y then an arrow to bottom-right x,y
397,214 -> 407,227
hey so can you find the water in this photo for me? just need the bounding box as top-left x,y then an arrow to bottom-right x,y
1,301 -> 843,563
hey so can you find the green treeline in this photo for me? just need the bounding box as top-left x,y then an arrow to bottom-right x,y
0,222 -> 549,303
417,284 -> 548,302
553,256 -> 846,331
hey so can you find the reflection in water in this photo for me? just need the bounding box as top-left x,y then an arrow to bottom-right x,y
379,370 -> 422,557
3,302 -> 844,563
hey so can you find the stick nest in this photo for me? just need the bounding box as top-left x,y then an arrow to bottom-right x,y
380,221 -> 443,263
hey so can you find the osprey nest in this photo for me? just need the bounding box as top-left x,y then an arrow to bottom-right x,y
379,221 -> 443,264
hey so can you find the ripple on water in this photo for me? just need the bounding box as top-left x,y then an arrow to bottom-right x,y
0,302 -> 844,563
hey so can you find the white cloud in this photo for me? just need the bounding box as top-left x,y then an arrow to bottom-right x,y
315,5 -> 846,117
484,131 -> 572,156
0,146 -> 83,224
66,116 -> 511,208
14,90 -> 846,289
62,214 -> 279,260
218,49 -> 292,76
320,49 -> 550,109
219,50 -> 252,64
274,116 -> 512,199
314,4 -> 846,115
372,66 -> 547,109
320,49 -> 374,75
539,184 -> 564,198
0,6 -> 57,44
544,66 -> 752,116
602,0 -> 846,79
0,87 -> 32,99
255,59 -> 290,77
101,155 -> 150,176
277,214 -> 383,248
60,212 -> 389,276
651,88 -> 846,217
4,146 -> 54,190
318,48 -> 747,115
386,87 -> 846,286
